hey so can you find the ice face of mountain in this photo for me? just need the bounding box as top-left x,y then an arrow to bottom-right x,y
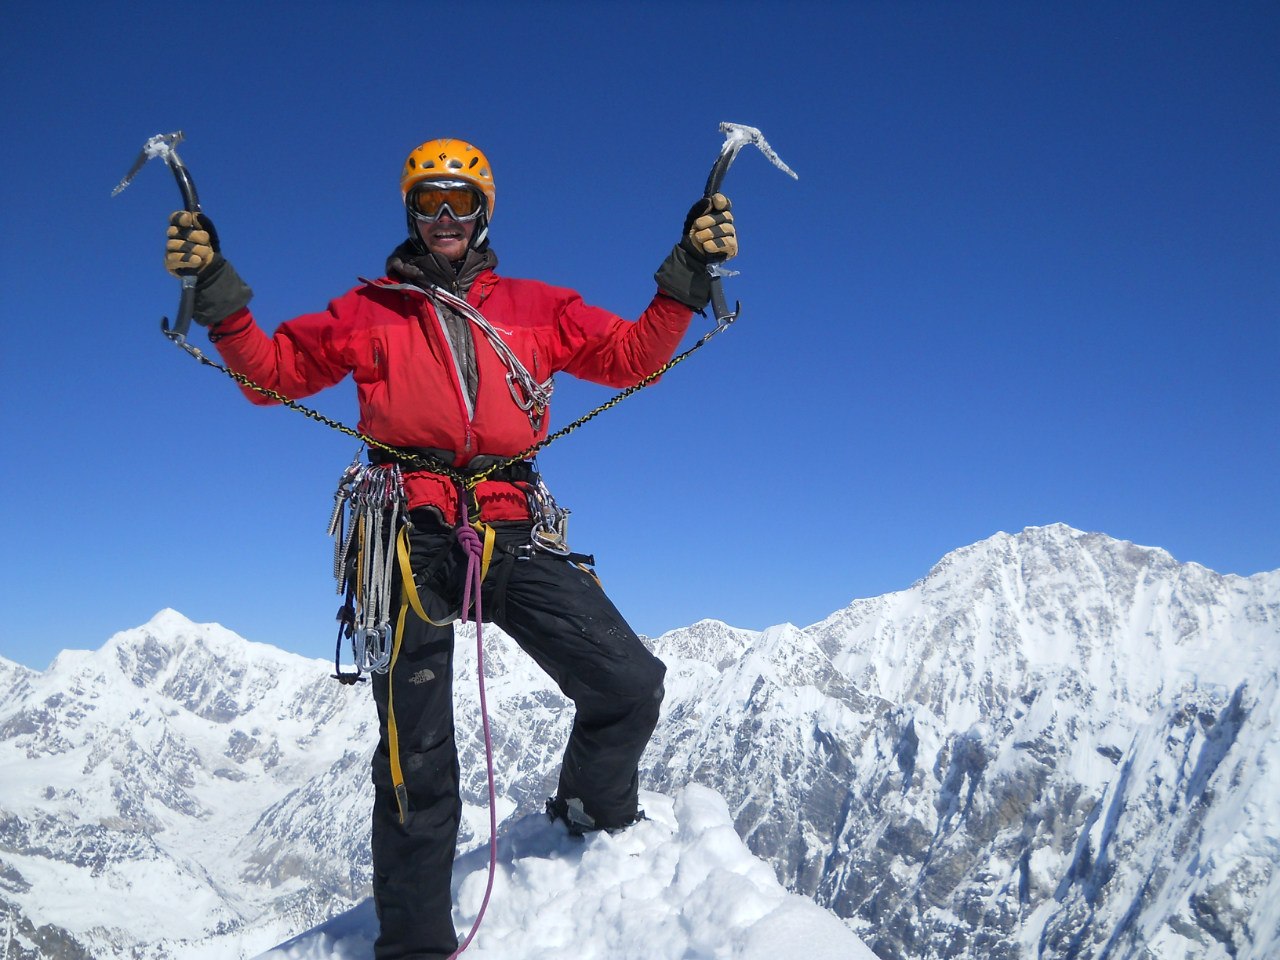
1,525 -> 1276,959
645,524 -> 1280,959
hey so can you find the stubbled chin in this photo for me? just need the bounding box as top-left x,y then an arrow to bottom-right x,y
427,240 -> 467,257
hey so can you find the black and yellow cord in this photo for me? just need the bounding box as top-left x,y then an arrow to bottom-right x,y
167,314 -> 736,487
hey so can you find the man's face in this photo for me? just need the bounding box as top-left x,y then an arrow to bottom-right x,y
417,215 -> 476,261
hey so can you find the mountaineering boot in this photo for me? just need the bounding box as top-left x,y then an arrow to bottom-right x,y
546,796 -> 647,837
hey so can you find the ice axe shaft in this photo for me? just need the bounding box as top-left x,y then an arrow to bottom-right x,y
111,131 -> 203,342
700,122 -> 798,325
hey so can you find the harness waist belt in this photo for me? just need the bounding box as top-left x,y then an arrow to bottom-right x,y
368,446 -> 537,484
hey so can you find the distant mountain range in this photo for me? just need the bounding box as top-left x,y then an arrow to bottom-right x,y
1,524 -> 1276,959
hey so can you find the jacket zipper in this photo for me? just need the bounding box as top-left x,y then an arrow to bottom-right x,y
433,308 -> 475,453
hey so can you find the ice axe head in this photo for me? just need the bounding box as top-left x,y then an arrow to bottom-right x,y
112,130 -> 203,344
704,121 -> 798,198
699,122 -> 798,327
111,130 -> 200,211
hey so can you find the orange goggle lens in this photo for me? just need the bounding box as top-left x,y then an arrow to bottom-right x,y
407,186 -> 484,222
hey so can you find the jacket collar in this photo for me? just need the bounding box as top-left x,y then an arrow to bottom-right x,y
385,241 -> 498,297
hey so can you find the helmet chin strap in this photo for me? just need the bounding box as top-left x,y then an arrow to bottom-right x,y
405,208 -> 428,255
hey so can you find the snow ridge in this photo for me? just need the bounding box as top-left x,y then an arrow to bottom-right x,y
252,787 -> 872,960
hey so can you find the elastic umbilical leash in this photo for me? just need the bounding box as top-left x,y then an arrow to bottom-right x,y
110,125 -> 743,482
163,314 -> 735,487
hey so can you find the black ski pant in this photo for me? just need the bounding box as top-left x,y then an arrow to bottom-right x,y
370,516 -> 666,960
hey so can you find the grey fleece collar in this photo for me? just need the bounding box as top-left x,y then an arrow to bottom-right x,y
386,242 -> 499,296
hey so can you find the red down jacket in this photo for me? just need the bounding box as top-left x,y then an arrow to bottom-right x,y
211,270 -> 695,521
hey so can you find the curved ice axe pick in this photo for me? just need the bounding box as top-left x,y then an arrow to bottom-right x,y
111,131 -> 203,344
702,122 -> 798,326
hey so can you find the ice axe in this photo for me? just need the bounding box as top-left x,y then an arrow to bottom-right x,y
701,122 -> 798,326
111,131 -> 203,343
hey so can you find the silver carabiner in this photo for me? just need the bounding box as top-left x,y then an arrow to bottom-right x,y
531,518 -> 572,556
506,371 -> 537,411
355,623 -> 393,674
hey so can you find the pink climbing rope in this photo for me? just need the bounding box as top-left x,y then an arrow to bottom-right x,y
448,497 -> 499,959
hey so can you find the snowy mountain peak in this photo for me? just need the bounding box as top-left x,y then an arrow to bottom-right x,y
652,617 -> 763,668
80,609 -> 349,729
0,653 -> 35,685
104,607 -> 302,673
920,523 -> 1176,592
652,525 -> 1279,959
816,523 -> 1279,712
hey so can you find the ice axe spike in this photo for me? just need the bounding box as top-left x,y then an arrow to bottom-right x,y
111,131 -> 203,343
701,122 -> 798,326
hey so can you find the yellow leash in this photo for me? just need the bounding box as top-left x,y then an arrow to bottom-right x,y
386,519 -> 495,823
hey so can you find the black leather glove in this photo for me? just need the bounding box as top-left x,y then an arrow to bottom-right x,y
680,193 -> 737,263
165,211 -> 253,327
165,210 -> 221,275
654,193 -> 738,310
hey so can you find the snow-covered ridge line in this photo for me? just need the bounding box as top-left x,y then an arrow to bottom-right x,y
1,523 -> 1276,959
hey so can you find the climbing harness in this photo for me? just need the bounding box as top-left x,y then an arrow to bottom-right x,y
172,304 -> 731,682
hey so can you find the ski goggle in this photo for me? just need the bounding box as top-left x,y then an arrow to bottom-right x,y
406,181 -> 486,223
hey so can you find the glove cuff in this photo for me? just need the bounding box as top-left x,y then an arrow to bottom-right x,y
195,256 -> 253,327
654,243 -> 711,310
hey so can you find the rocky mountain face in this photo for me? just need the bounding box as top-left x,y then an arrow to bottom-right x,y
1,524 -> 1276,959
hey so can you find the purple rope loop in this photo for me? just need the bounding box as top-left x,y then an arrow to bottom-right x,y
447,488 -> 498,959
456,520 -> 483,625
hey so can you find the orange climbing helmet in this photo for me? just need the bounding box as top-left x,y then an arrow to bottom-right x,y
400,138 -> 496,221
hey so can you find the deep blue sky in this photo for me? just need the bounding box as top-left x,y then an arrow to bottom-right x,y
2,2 -> 1276,669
